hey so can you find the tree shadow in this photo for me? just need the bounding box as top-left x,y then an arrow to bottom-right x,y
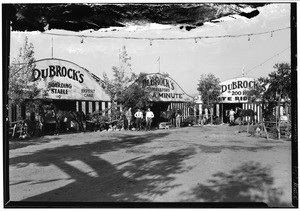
195,144 -> 274,153
182,161 -> 291,207
9,132 -> 195,202
9,136 -> 62,150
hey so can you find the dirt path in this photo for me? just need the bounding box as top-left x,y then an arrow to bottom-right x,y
9,125 -> 293,207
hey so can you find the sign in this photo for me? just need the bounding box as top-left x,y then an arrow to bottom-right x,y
33,58 -> 110,101
219,77 -> 257,103
141,73 -> 193,102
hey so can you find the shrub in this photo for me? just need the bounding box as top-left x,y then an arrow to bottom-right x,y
182,116 -> 197,126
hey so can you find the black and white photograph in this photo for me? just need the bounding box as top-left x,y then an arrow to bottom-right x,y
3,2 -> 297,208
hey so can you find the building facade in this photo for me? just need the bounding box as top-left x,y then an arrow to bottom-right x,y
141,73 -> 195,125
8,58 -> 111,122
8,62 -> 196,127
196,77 -> 264,123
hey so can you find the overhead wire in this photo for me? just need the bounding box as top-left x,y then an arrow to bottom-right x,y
240,46 -> 291,77
41,26 -> 290,41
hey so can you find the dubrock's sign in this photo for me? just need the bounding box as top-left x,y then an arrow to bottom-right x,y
219,77 -> 266,103
141,73 -> 193,102
33,59 -> 110,101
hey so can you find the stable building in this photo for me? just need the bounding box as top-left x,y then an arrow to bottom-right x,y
8,58 -> 111,121
141,73 -> 195,125
196,77 -> 264,123
217,77 -> 263,123
9,61 -> 196,126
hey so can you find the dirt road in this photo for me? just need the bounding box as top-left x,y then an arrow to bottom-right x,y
8,125 -> 293,207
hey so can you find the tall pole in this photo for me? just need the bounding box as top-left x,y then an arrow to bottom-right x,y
242,65 -> 245,77
159,57 -> 160,73
51,38 -> 53,58
156,56 -> 160,73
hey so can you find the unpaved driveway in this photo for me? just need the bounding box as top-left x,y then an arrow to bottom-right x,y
9,125 -> 293,207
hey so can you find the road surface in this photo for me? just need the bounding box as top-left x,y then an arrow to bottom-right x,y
8,125 -> 293,207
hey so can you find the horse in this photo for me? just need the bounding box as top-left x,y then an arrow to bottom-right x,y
73,110 -> 86,131
39,104 -> 86,135
235,107 -> 257,124
160,109 -> 176,122
39,104 -> 59,134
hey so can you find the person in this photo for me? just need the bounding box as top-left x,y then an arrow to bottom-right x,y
125,107 -> 132,130
200,110 -> 206,125
204,108 -> 209,124
145,108 -> 154,130
175,110 -> 181,128
228,108 -> 236,126
134,108 -> 143,131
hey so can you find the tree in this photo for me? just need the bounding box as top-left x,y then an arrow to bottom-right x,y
119,73 -> 153,111
102,45 -> 136,102
8,36 -> 42,120
265,63 -> 291,102
197,73 -> 221,124
246,63 -> 291,137
102,46 -> 152,116
246,63 -> 291,116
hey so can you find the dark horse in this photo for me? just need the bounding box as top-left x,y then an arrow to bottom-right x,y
39,104 -> 86,135
56,110 -> 86,132
235,107 -> 257,124
160,109 -> 176,122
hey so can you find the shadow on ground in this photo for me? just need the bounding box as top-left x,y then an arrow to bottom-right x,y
9,136 -> 62,150
10,132 -> 196,202
196,144 -> 274,153
182,161 -> 291,207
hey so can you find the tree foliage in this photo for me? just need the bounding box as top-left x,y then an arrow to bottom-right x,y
246,63 -> 291,104
197,73 -> 221,124
119,73 -> 153,111
265,63 -> 291,101
8,37 -> 41,106
246,63 -> 291,124
102,46 -> 152,112
245,77 -> 268,103
102,45 -> 137,101
197,73 -> 221,109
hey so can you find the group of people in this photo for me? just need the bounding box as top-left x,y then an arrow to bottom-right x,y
124,107 -> 183,130
125,107 -> 155,131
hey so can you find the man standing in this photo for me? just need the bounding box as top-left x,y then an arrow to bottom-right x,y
134,108 -> 143,131
145,108 -> 154,130
125,107 -> 132,130
176,110 -> 182,128
204,107 -> 209,124
228,108 -> 236,126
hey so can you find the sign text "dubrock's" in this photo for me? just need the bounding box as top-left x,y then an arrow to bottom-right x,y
33,65 -> 84,83
142,76 -> 175,90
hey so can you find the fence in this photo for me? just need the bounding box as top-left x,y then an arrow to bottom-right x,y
237,119 -> 290,141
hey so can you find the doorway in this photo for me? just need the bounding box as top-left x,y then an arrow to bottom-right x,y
222,103 -> 242,123
53,100 -> 76,111
151,102 -> 170,127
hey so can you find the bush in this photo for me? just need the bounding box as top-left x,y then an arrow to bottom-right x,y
182,116 -> 197,126
213,116 -> 222,125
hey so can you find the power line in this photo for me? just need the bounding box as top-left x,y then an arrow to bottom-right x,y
241,46 -> 291,76
42,26 -> 290,41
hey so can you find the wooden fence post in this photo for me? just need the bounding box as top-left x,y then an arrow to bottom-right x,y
238,118 -> 241,133
263,122 -> 269,141
247,121 -> 250,134
278,120 -> 281,139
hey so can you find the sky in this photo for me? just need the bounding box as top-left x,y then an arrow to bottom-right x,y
10,3 -> 291,96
